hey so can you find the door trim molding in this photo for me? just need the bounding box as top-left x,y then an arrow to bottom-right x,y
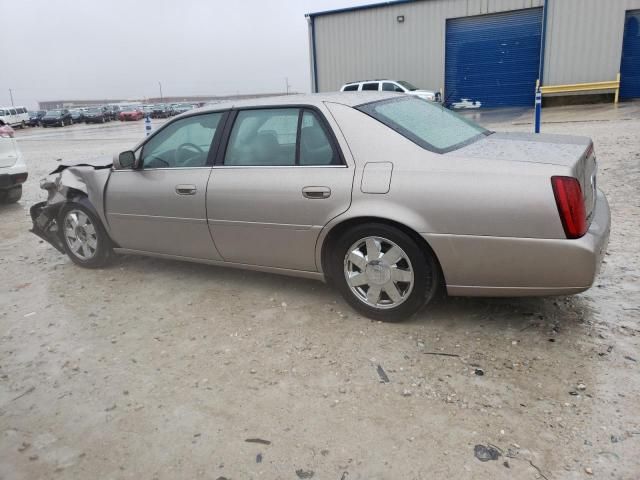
112,248 -> 325,280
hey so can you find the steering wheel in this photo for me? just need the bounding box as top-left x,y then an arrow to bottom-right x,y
175,142 -> 203,166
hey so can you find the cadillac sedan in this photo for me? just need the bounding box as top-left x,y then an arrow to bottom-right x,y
30,92 -> 610,322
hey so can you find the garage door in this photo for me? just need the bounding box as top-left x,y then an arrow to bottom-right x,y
620,10 -> 640,99
445,8 -> 543,108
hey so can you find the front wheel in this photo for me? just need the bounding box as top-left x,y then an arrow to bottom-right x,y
58,202 -> 114,268
330,224 -> 440,322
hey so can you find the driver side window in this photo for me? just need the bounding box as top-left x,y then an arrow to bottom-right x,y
141,112 -> 222,169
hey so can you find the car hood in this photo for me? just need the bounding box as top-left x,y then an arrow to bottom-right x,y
412,89 -> 436,95
450,132 -> 591,167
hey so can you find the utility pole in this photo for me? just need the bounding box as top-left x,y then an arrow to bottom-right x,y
9,89 -> 15,107
285,77 -> 291,95
158,81 -> 163,103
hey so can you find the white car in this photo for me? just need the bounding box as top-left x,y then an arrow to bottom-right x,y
0,123 -> 27,203
340,80 -> 440,102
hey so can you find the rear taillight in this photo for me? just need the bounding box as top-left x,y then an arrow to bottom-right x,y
551,176 -> 587,239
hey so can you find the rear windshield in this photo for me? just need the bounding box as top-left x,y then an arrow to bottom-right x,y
357,96 -> 488,153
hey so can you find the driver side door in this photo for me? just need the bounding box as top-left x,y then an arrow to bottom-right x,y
105,111 -> 227,260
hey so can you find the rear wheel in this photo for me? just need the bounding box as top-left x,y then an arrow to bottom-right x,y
0,185 -> 22,204
59,202 -> 113,268
330,223 -> 439,322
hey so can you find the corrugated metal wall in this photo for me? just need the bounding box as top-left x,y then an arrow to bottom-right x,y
312,0 -> 640,94
543,0 -> 640,85
312,0 -> 543,92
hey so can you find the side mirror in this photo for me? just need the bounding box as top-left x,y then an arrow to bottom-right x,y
114,150 -> 136,170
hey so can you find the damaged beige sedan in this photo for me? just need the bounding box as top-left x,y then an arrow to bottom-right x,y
30,93 -> 610,322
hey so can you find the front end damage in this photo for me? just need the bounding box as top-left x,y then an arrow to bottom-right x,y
30,158 -> 114,253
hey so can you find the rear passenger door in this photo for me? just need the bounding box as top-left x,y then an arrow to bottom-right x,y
206,106 -> 353,271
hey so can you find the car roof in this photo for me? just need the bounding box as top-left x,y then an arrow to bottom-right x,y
190,91 -> 400,115
344,79 -> 397,85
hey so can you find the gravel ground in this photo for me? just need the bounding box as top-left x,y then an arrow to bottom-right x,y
1,105 -> 639,480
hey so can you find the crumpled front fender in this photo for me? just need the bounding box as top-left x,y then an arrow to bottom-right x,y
29,157 -> 114,252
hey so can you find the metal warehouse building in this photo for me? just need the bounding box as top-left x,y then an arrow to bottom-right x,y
306,0 -> 640,107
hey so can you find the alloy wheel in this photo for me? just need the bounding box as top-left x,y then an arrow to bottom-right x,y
63,209 -> 98,260
344,236 -> 414,309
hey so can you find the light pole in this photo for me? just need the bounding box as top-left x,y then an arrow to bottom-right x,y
158,81 -> 163,103
8,88 -> 15,107
285,77 -> 291,95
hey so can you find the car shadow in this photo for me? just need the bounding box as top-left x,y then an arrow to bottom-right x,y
114,254 -> 595,339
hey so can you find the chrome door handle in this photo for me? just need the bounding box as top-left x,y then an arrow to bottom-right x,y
302,186 -> 331,199
176,184 -> 197,195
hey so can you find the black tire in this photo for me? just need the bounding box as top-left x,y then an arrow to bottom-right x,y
58,201 -> 114,268
329,223 -> 439,322
1,185 -> 22,204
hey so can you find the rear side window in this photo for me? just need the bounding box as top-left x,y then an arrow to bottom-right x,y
224,108 -> 342,167
9,109 -> 16,115
357,96 -> 488,153
299,110 -> 338,166
343,84 -> 358,91
225,109 -> 299,166
362,82 -> 379,91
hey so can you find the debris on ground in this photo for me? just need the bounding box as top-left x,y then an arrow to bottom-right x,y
295,469 -> 315,478
245,438 -> 271,445
376,364 -> 390,383
256,453 -> 262,463
474,444 -> 502,462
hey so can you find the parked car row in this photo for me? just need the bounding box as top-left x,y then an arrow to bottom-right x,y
20,102 -> 198,129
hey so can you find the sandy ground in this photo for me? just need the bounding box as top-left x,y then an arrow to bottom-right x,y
1,104 -> 639,480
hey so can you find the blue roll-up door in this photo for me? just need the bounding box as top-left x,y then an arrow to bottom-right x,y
445,8 -> 543,108
620,10 -> 640,99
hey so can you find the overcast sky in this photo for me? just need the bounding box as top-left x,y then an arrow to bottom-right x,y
0,0 -> 365,108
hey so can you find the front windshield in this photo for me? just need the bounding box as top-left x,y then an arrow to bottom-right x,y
87,108 -> 101,114
46,110 -> 62,116
357,96 -> 488,153
397,80 -> 417,91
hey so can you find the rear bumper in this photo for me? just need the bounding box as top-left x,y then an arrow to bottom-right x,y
425,190 -> 611,297
0,172 -> 28,189
0,156 -> 28,190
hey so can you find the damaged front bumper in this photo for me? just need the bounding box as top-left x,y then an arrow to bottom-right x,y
30,201 -> 65,253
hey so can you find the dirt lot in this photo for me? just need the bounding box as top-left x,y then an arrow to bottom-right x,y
1,104 -> 639,480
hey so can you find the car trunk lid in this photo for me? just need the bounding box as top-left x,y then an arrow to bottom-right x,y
451,131 -> 597,226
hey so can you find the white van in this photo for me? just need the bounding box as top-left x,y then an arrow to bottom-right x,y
0,106 -> 29,129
